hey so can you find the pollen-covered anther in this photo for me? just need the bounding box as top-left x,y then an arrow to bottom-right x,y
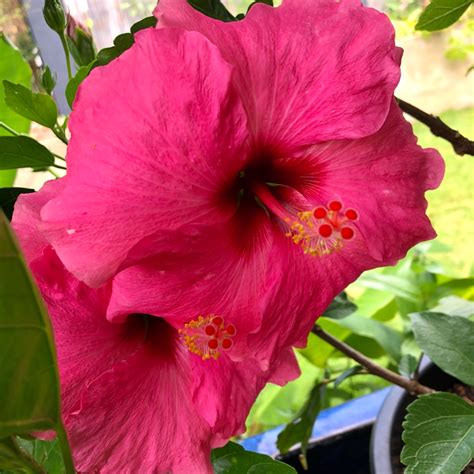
285,200 -> 359,256
179,315 -> 236,360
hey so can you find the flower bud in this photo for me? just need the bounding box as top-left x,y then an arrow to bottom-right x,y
43,0 -> 67,34
66,14 -> 96,66
41,66 -> 56,94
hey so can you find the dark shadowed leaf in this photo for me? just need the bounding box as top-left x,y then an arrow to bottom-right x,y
277,380 -> 326,466
130,16 -> 158,34
187,0 -> 235,21
212,442 -> 296,473
0,212 -> 60,436
416,0 -> 473,31
0,136 -> 54,170
3,81 -> 57,129
411,312 -> 474,385
401,393 -> 474,474
0,436 -> 44,473
0,187 -> 34,221
333,365 -> 364,387
398,354 -> 419,378
324,292 -> 357,319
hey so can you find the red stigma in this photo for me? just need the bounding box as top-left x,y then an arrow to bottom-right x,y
205,325 -> 216,336
329,200 -> 342,211
212,316 -> 223,326
226,324 -> 236,336
345,209 -> 358,220
341,227 -> 354,240
314,207 -> 327,219
208,339 -> 219,350
319,224 -> 333,238
222,338 -> 233,350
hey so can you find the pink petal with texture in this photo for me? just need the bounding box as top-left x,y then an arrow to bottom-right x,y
41,27 -> 248,287
155,0 -> 400,147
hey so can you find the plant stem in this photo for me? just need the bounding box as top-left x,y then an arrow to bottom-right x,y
48,168 -> 60,178
53,153 -> 66,162
396,97 -> 474,156
0,121 -> 19,136
59,34 -> 73,81
52,163 -> 67,170
56,422 -> 75,474
52,125 -> 68,145
312,325 -> 434,396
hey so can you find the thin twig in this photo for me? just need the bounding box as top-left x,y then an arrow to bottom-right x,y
312,325 -> 434,396
397,97 -> 474,156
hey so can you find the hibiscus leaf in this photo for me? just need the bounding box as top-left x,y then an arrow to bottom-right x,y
65,63 -> 93,108
0,188 -> 33,221
212,442 -> 295,473
2,81 -> 57,129
333,365 -> 365,387
322,313 -> 403,362
416,0 -> 473,31
398,353 -> 419,378
93,17 -> 157,69
324,292 -> 357,319
0,436 -> 44,473
401,393 -> 474,474
187,0 -> 235,21
411,312 -> 474,385
0,213 -> 74,473
0,136 -> 54,170
276,380 -> 326,467
0,34 -> 32,188
130,16 -> 158,34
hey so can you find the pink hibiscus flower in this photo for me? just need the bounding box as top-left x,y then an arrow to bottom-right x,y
12,182 -> 296,473
36,1 -> 442,367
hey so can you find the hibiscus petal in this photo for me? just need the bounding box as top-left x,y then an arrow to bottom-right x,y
155,0 -> 400,147
107,208 -> 279,355
12,178 -> 65,262
297,100 -> 444,263
30,250 -> 281,473
40,27 -> 248,287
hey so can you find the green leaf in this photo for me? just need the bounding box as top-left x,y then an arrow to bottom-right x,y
326,313 -> 403,362
0,34 -> 32,136
17,438 -> 64,474
0,136 -> 54,170
356,272 -> 422,303
277,381 -> 326,465
0,187 -> 34,220
130,16 -> 158,35
431,295 -> 474,318
411,312 -> 474,385
212,442 -> 296,473
0,212 -> 60,436
0,436 -> 43,473
0,35 -> 32,188
333,365 -> 364,387
398,354 -> 419,378
416,0 -> 473,31
187,0 -> 235,21
401,393 -> 474,474
0,213 -> 75,473
93,16 -> 157,70
65,64 -> 93,108
324,292 -> 357,319
3,81 -> 57,129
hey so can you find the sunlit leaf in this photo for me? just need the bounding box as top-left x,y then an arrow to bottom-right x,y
411,312 -> 474,385
401,393 -> 474,474
416,0 -> 473,31
212,442 -> 296,473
